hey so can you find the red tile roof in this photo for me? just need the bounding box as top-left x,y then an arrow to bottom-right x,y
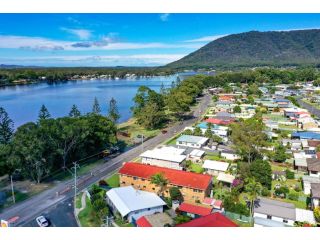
179,203 -> 212,216
119,162 -> 212,190
176,213 -> 238,227
205,118 -> 233,125
136,216 -> 152,227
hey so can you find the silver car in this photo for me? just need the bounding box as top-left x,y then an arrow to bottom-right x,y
36,216 -> 49,227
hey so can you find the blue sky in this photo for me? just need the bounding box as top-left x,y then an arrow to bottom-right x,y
0,14 -> 320,67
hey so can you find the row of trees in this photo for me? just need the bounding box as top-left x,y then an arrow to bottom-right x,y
131,75 -> 206,129
0,97 -> 121,183
0,67 -> 175,86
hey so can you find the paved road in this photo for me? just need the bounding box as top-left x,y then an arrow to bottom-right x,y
297,98 -> 320,119
0,93 -> 211,227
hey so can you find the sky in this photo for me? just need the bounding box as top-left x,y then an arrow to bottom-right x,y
1,13 -> 320,67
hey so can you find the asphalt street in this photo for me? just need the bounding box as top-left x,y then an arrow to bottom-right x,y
297,97 -> 320,118
0,93 -> 211,227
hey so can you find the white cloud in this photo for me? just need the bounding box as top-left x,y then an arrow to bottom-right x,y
160,13 -> 170,22
61,28 -> 92,40
0,34 -> 202,51
184,34 -> 228,43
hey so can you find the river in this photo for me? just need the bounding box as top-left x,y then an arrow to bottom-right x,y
0,76 -> 177,128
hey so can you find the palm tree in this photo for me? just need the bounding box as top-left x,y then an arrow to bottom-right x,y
244,177 -> 262,219
151,173 -> 168,197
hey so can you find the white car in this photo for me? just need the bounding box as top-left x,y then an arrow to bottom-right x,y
36,216 -> 49,227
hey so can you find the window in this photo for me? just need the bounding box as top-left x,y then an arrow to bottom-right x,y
267,215 -> 272,220
283,219 -> 288,223
143,186 -> 146,188
133,177 -> 138,180
152,188 -> 155,190
122,181 -> 126,184
131,183 -> 134,186
147,208 -> 151,211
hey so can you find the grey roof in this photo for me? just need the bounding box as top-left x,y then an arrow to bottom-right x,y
311,183 -> 320,198
176,135 -> 208,145
302,175 -> 320,183
254,197 -> 296,220
106,186 -> 166,217
307,158 -> 320,172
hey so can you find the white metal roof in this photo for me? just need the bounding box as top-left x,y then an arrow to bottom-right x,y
202,160 -> 229,172
295,208 -> 316,224
140,147 -> 187,163
106,186 -> 166,217
217,172 -> 235,184
189,149 -> 205,157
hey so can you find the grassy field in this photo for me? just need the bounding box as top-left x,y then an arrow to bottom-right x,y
164,134 -> 180,145
118,118 -> 161,145
106,173 -> 120,188
78,196 -> 101,227
114,218 -> 134,227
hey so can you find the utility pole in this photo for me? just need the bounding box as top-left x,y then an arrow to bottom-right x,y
10,175 -> 15,204
72,162 -> 80,201
141,134 -> 144,153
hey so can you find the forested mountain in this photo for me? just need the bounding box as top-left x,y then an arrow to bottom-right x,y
167,29 -> 320,69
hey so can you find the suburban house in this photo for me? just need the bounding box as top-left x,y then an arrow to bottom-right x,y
176,135 -> 209,149
202,197 -> 223,210
310,183 -> 320,209
282,139 -> 302,150
178,202 -> 213,218
118,162 -> 212,202
217,172 -> 235,187
202,160 -> 229,176
176,212 -> 238,227
293,152 -> 308,172
136,212 -> 173,227
220,149 -> 240,161
188,149 -> 206,162
205,118 -> 234,126
106,186 -> 166,223
140,146 -> 187,170
253,198 -> 296,227
292,131 -> 320,140
302,175 -> 320,194
306,158 -> 320,177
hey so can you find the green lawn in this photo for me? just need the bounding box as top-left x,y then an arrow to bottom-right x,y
114,218 -> 134,227
106,173 -> 120,188
75,194 -> 82,209
165,134 -> 180,145
118,118 -> 161,145
189,163 -> 204,173
78,196 -> 101,227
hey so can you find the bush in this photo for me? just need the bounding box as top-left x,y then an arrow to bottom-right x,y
274,185 -> 289,198
169,187 -> 183,201
285,169 -> 295,179
314,207 -> 320,223
98,180 -> 108,186
294,184 -> 302,192
288,191 -> 299,201
261,187 -> 271,197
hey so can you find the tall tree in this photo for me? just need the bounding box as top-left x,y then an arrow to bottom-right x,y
0,107 -> 14,144
245,177 -> 262,218
249,159 -> 272,189
92,97 -> 101,114
107,97 -> 120,123
38,104 -> 51,121
151,173 -> 168,197
69,104 -> 81,118
230,117 -> 267,163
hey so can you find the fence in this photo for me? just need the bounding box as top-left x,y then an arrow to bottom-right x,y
223,211 -> 253,226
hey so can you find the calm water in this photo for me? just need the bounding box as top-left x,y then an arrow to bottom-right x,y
0,76 -> 177,128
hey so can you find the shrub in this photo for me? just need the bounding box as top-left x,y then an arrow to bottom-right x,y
294,184 -> 302,192
288,191 -> 299,201
274,185 -> 289,198
285,169 -> 295,179
261,187 -> 271,197
314,207 -> 320,223
98,180 -> 108,186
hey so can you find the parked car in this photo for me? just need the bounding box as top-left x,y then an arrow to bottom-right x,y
36,216 -> 49,227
